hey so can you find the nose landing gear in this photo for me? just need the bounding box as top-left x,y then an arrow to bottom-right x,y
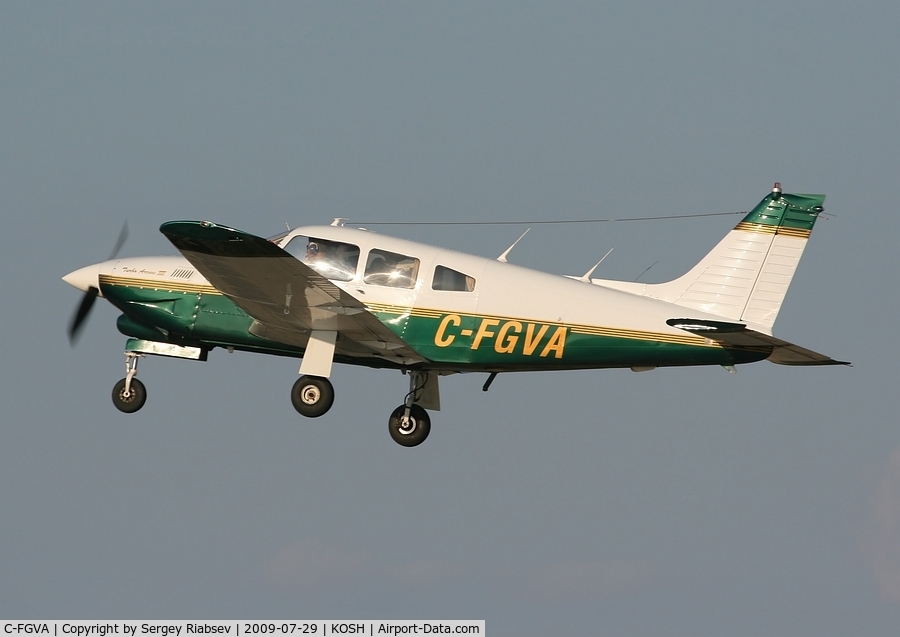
112,351 -> 147,413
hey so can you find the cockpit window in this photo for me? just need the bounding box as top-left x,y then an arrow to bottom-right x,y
284,236 -> 360,282
432,265 -> 476,292
364,249 -> 420,288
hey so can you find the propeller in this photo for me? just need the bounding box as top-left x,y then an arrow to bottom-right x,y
67,223 -> 128,345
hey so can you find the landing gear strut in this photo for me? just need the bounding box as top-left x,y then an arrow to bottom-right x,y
112,351 -> 147,413
291,375 -> 335,418
388,371 -> 433,447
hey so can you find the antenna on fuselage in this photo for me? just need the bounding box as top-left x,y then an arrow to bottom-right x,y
579,248 -> 614,282
331,218 -> 347,227
497,228 -> 530,263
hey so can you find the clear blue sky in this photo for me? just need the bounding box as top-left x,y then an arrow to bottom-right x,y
2,2 -> 898,634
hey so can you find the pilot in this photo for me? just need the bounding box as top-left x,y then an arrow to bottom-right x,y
305,241 -> 322,262
305,240 -> 345,280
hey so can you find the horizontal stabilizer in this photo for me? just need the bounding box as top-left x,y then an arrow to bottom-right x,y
666,318 -> 850,366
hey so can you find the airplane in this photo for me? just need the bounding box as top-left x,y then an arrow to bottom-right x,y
63,183 -> 848,447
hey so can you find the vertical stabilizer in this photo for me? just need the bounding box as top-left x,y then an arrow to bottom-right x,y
601,184 -> 825,332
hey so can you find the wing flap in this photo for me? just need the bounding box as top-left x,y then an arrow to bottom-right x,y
666,318 -> 849,366
160,221 -> 423,363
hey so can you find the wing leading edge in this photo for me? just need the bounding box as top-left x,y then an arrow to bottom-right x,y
666,318 -> 849,366
160,221 -> 423,365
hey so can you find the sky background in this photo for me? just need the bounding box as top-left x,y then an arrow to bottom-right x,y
1,2 -> 898,634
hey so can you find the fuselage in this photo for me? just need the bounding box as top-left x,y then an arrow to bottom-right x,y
63,224 -> 768,372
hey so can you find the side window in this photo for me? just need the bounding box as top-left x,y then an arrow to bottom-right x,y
284,236 -> 360,282
432,265 -> 476,292
364,249 -> 420,288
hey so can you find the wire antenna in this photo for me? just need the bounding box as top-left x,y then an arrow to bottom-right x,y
351,211 -> 745,226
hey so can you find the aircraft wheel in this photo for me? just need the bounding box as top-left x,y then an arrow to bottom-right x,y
388,404 -> 431,447
291,375 -> 334,418
112,378 -> 147,413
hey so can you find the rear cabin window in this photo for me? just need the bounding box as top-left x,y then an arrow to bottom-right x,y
432,265 -> 476,292
285,236 -> 360,282
364,249 -> 420,288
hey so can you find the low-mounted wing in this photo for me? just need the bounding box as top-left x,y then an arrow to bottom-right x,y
160,221 -> 423,365
666,318 -> 850,366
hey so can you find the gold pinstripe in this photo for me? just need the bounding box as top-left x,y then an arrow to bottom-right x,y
99,274 -> 221,295
734,221 -> 812,238
568,325 -> 711,346
365,303 -> 719,348
735,221 -> 777,234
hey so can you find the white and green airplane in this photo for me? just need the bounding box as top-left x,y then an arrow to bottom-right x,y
64,183 -> 847,446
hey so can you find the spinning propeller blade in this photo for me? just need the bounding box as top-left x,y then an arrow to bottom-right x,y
66,222 -> 128,345
68,286 -> 99,344
107,222 -> 128,260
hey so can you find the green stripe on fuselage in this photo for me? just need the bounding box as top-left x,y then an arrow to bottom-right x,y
102,281 -> 769,370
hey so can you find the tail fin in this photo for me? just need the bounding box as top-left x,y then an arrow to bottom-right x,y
636,184 -> 824,332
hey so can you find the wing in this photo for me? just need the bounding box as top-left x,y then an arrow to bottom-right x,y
160,221 -> 424,365
666,318 -> 850,366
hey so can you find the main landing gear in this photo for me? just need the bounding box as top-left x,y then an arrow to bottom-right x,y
388,403 -> 431,447
112,351 -> 147,413
388,371 -> 433,447
289,370 -> 436,447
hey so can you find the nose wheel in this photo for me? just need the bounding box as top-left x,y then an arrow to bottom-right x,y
112,377 -> 147,413
291,375 -> 335,417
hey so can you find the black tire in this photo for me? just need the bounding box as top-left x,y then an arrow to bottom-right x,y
388,404 -> 431,447
291,375 -> 335,418
112,377 -> 147,413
